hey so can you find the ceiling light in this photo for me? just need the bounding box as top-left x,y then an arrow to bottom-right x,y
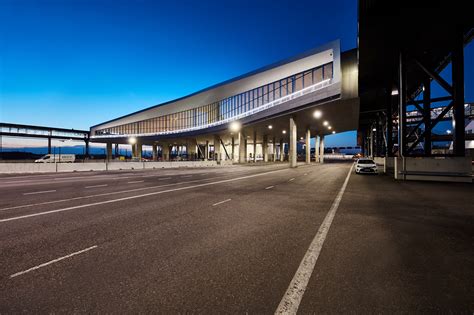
229,121 -> 241,133
313,110 -> 322,119
328,126 -> 332,130
282,130 -> 286,134
128,137 -> 137,145
332,131 -> 336,134
323,121 -> 329,126
268,125 -> 273,129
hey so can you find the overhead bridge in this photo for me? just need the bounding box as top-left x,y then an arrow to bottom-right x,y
0,122 -> 90,155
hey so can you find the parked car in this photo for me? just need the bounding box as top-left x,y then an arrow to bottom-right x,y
355,158 -> 378,174
35,154 -> 76,163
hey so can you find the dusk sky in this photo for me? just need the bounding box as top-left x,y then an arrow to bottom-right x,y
0,0 -> 472,148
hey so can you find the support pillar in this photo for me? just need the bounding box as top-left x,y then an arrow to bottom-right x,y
136,142 -> 142,160
161,144 -> 170,161
214,135 -> 221,162
279,139 -> 284,162
315,136 -> 320,163
263,135 -> 268,162
305,129 -> 311,164
152,143 -> 158,161
289,117 -> 297,168
106,142 -> 113,161
238,132 -> 247,163
231,136 -> 235,161
319,135 -> 325,163
272,136 -> 277,162
253,131 -> 257,163
48,137 -> 52,154
204,140 -> 209,161
85,140 -> 89,158
452,29 -> 465,156
187,139 -> 197,161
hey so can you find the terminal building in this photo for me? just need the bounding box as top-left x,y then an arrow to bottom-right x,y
90,40 -> 359,166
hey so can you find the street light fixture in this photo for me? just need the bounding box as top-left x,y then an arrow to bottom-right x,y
282,130 -> 287,134
229,121 -> 241,133
313,110 -> 322,119
328,126 -> 332,130
323,121 -> 329,126
268,125 -> 273,130
128,137 -> 137,145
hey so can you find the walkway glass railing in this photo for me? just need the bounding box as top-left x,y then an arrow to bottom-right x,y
94,62 -> 334,137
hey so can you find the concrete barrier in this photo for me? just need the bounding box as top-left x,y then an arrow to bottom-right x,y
0,160 -> 230,174
394,157 -> 472,182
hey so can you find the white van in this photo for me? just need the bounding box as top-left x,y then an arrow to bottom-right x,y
35,154 -> 76,163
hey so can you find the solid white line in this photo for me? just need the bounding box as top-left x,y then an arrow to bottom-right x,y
212,199 -> 231,206
23,190 -> 56,195
275,164 -> 353,314
0,168 -> 286,223
181,175 -> 193,178
265,186 -> 274,190
127,180 -> 144,184
158,177 -> 172,181
9,245 -> 98,278
289,178 -> 295,182
85,184 -> 108,189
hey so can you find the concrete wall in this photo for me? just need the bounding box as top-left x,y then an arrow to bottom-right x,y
0,161 -> 231,174
394,157 -> 472,182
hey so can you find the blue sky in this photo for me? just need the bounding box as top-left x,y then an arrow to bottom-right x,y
0,0 -> 472,148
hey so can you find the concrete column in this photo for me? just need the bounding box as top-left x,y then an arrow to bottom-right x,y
238,132 -> 247,163
272,137 -> 277,162
85,140 -> 89,158
136,142 -> 142,160
106,143 -> 113,161
231,136 -> 235,161
132,143 -> 137,158
306,129 -> 311,164
315,136 -> 320,163
214,135 -> 221,162
279,139 -> 284,162
263,135 -> 268,162
162,144 -> 170,161
253,131 -> 257,163
289,117 -> 297,168
204,140 -> 209,161
319,135 -> 325,163
48,137 -> 52,154
152,143 -> 158,161
187,139 -> 197,161
114,144 -> 119,157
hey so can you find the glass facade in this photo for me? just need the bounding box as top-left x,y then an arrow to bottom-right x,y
95,62 -> 333,136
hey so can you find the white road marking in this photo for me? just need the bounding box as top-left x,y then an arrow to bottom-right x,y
9,245 -> 98,278
158,177 -> 172,181
181,175 -> 193,178
212,199 -> 231,206
127,180 -> 144,184
304,173 -> 308,176
275,164 -> 353,314
265,186 -> 274,190
0,168 -> 286,223
289,178 -> 295,182
142,174 -> 158,177
0,174 -> 243,212
85,184 -> 108,189
23,190 -> 56,195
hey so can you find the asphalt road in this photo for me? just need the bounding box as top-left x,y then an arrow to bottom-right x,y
0,163 -> 472,313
